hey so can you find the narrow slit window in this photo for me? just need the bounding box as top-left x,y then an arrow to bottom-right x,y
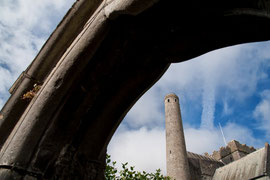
168,99 -> 170,102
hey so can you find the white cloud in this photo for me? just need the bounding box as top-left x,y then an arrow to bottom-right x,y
222,122 -> 261,147
185,122 -> 261,154
0,0 -> 74,32
222,100 -> 233,116
253,90 -> 270,137
0,68 -> 13,94
200,84 -> 215,129
125,87 -> 165,128
184,126 -> 222,154
108,126 -> 166,174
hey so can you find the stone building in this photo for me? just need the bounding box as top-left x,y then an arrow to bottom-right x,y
164,93 -> 270,180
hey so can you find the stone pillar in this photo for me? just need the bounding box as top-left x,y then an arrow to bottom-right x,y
165,93 -> 190,180
0,8 -> 110,179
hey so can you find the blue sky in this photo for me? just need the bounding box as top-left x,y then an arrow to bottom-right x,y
1,0 -> 270,175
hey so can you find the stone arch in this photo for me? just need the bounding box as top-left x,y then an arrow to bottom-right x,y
1,0 -> 270,179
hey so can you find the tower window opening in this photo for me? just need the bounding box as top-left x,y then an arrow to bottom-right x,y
170,150 -> 171,154
168,99 -> 170,102
175,99 -> 177,102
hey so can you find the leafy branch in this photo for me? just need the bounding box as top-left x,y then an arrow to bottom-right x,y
105,154 -> 171,180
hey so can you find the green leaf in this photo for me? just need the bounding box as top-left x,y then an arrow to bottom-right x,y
105,154 -> 171,180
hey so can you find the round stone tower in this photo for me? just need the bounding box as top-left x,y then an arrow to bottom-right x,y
164,93 -> 190,180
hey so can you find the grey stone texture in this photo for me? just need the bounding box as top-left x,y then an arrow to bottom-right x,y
211,140 -> 256,164
187,152 -> 223,180
165,93 -> 191,180
213,143 -> 270,180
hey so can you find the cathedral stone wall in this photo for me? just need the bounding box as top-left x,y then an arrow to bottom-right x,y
211,140 -> 256,164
